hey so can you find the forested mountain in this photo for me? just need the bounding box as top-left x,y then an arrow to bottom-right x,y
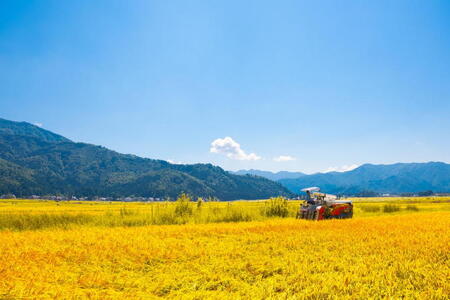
0,118 -> 293,200
232,169 -> 306,181
279,162 -> 450,195
2,118 -> 448,198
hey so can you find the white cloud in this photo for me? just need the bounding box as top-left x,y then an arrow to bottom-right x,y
167,159 -> 184,165
33,122 -> 43,127
273,155 -> 296,162
210,137 -> 261,161
324,164 -> 359,173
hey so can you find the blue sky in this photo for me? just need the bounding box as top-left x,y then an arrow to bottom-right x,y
1,0 -> 449,173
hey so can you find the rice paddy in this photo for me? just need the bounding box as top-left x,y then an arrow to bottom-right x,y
0,197 -> 449,299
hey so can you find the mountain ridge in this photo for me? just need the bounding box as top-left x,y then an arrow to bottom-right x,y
231,169 -> 306,181
278,162 -> 450,194
0,118 -> 293,200
1,118 -> 448,198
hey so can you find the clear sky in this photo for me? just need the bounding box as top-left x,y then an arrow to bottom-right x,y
1,0 -> 449,173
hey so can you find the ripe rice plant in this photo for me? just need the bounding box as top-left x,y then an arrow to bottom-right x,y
0,210 -> 448,299
359,205 -> 381,212
264,196 -> 289,217
0,197 -> 449,231
406,204 -> 419,211
383,204 -> 401,213
174,193 -> 194,218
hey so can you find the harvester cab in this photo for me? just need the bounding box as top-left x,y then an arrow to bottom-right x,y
297,187 -> 353,220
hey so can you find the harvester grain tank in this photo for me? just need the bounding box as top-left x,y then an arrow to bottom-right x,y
297,187 -> 353,220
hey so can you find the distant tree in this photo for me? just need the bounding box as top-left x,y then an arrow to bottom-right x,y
418,190 -> 433,196
355,190 -> 379,197
400,192 -> 414,197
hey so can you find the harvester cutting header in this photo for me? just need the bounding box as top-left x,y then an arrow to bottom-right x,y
297,187 -> 353,220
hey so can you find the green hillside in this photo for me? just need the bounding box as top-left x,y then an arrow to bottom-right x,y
0,118 -> 293,200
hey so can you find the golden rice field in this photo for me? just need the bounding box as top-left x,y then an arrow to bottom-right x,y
0,197 -> 449,299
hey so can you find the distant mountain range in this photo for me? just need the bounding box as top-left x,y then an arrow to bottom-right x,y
1,117 -> 448,199
231,169 -> 306,181
278,162 -> 450,195
0,118 -> 293,200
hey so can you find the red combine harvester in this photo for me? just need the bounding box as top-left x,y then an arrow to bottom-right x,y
297,187 -> 353,220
